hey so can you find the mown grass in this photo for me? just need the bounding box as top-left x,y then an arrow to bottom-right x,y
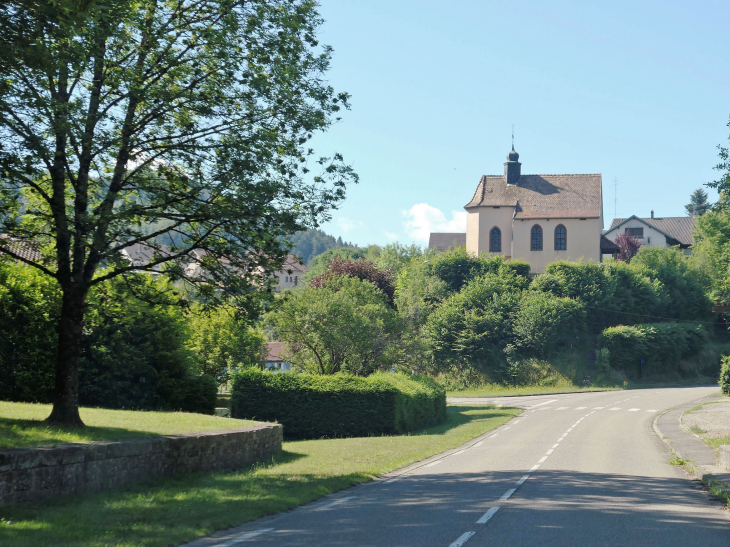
0,405 -> 518,547
447,384 -> 617,398
0,402 -> 258,449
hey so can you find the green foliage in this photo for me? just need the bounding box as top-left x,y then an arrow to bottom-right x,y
0,260 -> 60,403
631,246 -> 711,319
512,292 -> 586,355
685,188 -> 711,216
230,369 -> 446,439
598,322 -> 708,373
424,272 -> 526,377
720,356 -> 730,395
186,306 -> 266,385
286,229 -> 356,264
305,246 -> 382,279
541,261 -> 662,331
266,276 -> 401,375
693,208 -> 730,288
596,348 -> 611,373
179,375 -> 218,415
427,247 -> 530,294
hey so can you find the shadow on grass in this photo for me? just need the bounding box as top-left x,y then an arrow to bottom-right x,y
0,416 -> 162,450
406,405 -> 517,437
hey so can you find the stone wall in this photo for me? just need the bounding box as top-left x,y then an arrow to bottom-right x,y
0,423 -> 282,505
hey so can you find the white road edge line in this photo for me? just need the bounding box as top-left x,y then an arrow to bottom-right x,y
316,496 -> 355,510
452,450 -> 467,456
476,506 -> 500,524
218,528 -> 274,546
449,531 -> 476,547
529,399 -> 559,409
499,488 -> 517,501
425,460 -> 443,468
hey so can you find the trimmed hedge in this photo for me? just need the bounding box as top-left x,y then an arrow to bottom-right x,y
721,356 -> 730,395
598,322 -> 708,372
179,375 -> 218,415
230,369 -> 446,439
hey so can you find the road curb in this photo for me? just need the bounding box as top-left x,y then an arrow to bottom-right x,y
652,395 -> 730,505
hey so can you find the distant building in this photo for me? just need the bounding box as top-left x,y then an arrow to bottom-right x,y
264,341 -> 291,372
429,146 -> 604,273
274,254 -> 307,292
603,213 -> 695,255
428,233 -> 466,251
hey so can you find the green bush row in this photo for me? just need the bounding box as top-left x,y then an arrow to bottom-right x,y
721,356 -> 730,395
230,369 -> 446,439
598,322 -> 708,372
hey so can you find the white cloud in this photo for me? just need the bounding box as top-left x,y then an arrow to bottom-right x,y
402,203 -> 467,243
336,216 -> 363,233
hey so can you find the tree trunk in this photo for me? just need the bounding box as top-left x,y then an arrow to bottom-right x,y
46,288 -> 87,427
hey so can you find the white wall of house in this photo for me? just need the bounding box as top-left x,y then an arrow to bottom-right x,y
265,360 -> 291,372
604,219 -> 668,248
274,272 -> 302,292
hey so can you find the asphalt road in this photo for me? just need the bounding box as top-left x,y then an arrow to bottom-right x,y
190,387 -> 729,547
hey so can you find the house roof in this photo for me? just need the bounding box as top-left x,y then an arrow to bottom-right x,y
607,216 -> 695,246
265,341 -> 288,362
428,233 -> 466,251
283,254 -> 308,273
465,174 -> 603,219
0,236 -> 44,263
600,234 -> 620,252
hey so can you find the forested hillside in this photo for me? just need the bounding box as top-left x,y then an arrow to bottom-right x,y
288,229 -> 357,264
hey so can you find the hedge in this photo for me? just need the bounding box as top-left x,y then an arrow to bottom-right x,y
179,375 -> 219,415
598,322 -> 707,372
721,356 -> 730,395
230,369 -> 446,439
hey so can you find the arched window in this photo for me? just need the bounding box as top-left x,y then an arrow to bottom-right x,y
554,224 -> 567,250
531,225 -> 543,251
490,227 -> 501,253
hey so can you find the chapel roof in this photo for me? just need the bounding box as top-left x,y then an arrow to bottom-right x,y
428,232 -> 466,251
465,174 -> 603,219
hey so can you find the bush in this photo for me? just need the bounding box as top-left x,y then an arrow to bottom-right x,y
721,356 -> 730,395
512,292 -> 585,355
178,375 -> 218,415
598,322 -> 708,373
595,348 -> 611,373
230,369 -> 446,439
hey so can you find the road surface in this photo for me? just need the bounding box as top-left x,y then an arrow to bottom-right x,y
189,387 -> 729,547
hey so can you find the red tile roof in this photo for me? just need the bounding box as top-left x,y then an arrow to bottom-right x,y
265,342 -> 288,362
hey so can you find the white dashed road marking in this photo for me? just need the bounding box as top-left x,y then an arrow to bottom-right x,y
476,506 -> 500,524
449,531 -> 476,546
530,399 -> 559,409
609,407 -> 621,411
516,475 -> 530,486
628,408 -> 640,412
499,488 -> 517,501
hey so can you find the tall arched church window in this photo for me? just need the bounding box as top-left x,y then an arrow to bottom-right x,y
490,227 -> 501,253
531,225 -> 543,251
554,224 -> 567,250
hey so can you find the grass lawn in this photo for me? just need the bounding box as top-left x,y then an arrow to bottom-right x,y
0,402 -> 259,449
0,404 -> 518,547
447,384 -> 618,398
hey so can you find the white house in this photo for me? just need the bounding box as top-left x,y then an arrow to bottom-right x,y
265,342 -> 291,372
429,146 -> 606,273
603,213 -> 695,256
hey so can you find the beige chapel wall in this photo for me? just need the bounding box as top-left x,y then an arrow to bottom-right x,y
512,218 -> 602,273
466,207 -> 516,258
604,219 -> 668,248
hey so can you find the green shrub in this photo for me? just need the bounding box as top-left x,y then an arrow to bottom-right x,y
598,322 -> 708,373
178,375 -> 218,415
230,369 -> 446,439
512,292 -> 585,355
595,348 -> 611,373
720,356 -> 730,395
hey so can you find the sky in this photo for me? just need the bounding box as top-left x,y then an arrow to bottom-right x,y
307,0 -> 730,248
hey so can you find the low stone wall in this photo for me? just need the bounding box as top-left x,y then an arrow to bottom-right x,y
0,423 -> 282,505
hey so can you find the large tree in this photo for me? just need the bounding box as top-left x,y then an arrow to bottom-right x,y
0,0 -> 356,426
707,114 -> 730,206
684,188 -> 710,216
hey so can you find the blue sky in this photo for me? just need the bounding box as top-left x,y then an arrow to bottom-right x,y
309,0 -> 730,247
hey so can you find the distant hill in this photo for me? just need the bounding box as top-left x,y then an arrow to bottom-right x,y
288,229 -> 357,264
